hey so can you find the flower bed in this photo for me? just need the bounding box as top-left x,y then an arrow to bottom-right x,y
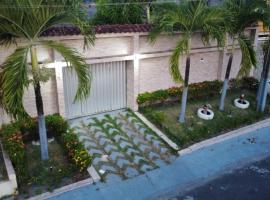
0,114 -> 92,197
62,129 -> 92,172
137,77 -> 258,107
139,79 -> 268,148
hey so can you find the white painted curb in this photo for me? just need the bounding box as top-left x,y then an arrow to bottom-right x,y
28,178 -> 94,200
87,165 -> 101,182
0,142 -> 18,198
27,166 -> 100,200
178,118 -> 270,156
134,112 -> 179,151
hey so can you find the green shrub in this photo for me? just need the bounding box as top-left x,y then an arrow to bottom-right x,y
137,77 -> 258,107
0,114 -> 92,182
0,123 -> 27,183
61,129 -> 92,172
45,114 -> 68,138
14,114 -> 68,142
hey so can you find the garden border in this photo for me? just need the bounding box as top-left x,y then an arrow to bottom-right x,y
178,118 -> 270,156
27,165 -> 101,200
0,142 -> 18,198
28,177 -> 93,200
134,112 -> 180,151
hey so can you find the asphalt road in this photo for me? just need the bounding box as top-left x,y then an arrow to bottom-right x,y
163,156 -> 270,200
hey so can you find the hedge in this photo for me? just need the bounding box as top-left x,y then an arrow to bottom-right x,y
137,77 -> 259,107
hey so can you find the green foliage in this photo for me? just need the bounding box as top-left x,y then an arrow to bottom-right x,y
0,0 -> 95,119
141,89 -> 269,148
0,123 -> 27,183
144,109 -> 165,125
137,80 -> 223,106
0,114 -> 92,185
137,78 -> 258,106
61,129 -> 92,172
45,114 -> 68,138
222,0 -> 270,77
93,0 -> 146,25
150,0 -> 226,82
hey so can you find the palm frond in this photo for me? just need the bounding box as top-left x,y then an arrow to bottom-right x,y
237,34 -> 257,78
224,0 -> 270,35
169,34 -> 189,83
41,40 -> 91,102
0,46 -> 30,118
200,6 -> 226,47
0,0 -> 95,48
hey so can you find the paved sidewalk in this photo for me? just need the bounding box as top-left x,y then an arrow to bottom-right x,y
49,124 -> 270,200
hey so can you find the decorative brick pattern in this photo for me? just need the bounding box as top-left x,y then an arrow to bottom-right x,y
71,110 -> 176,182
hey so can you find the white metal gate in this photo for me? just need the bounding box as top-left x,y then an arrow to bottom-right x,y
63,61 -> 127,119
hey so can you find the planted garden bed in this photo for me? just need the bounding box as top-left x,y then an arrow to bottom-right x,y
0,114 -> 92,198
139,78 -> 270,148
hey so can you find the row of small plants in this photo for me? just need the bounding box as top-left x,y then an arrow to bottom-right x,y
137,77 -> 259,107
0,114 -> 91,184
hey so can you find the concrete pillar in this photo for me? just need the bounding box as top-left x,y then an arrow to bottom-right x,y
127,34 -> 140,111
55,66 -> 66,118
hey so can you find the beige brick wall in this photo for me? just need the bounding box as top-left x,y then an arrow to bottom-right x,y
54,36 -> 132,60
139,33 -> 218,54
0,75 -> 58,126
138,51 -> 220,93
0,27 -> 258,124
23,75 -> 58,117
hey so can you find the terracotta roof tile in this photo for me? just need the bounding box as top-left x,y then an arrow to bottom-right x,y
41,24 -> 152,37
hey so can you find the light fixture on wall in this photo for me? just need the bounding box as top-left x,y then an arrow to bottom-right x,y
200,58 -> 205,62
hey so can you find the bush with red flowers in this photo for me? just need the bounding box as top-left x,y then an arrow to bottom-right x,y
0,123 -> 27,182
137,77 -> 258,107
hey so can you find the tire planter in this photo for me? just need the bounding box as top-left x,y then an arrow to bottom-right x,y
234,98 -> 250,109
197,108 -> 214,120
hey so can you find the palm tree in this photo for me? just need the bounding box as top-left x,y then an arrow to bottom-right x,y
257,35 -> 270,112
219,0 -> 269,111
149,0 -> 225,123
0,0 -> 95,160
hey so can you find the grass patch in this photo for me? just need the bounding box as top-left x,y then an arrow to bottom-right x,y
140,89 -> 270,148
20,140 -> 89,198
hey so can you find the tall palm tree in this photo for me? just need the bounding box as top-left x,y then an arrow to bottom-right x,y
257,35 -> 270,112
150,0 -> 225,123
219,0 -> 269,111
0,0 -> 95,160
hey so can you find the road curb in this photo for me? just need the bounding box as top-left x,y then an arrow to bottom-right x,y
178,118 -> 270,156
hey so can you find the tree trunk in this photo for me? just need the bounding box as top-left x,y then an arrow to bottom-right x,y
30,46 -> 49,160
179,56 -> 190,123
257,44 -> 270,112
146,4 -> 151,23
219,54 -> 233,111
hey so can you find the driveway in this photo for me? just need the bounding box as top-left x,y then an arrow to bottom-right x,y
70,109 -> 177,183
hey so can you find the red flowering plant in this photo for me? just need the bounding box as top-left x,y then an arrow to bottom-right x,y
62,129 -> 91,172
0,123 -> 27,182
